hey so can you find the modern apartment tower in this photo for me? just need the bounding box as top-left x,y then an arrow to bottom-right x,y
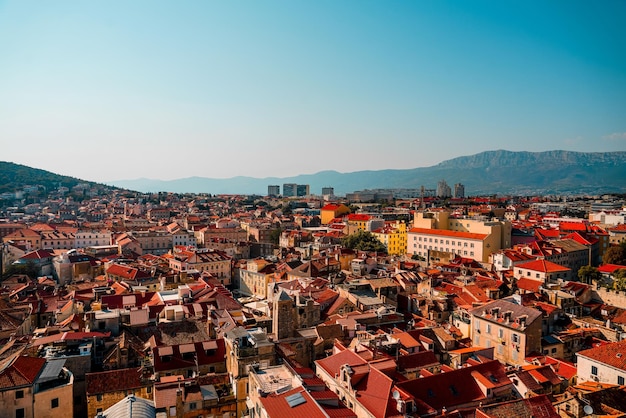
454,183 -> 465,199
267,185 -> 280,196
283,183 -> 297,197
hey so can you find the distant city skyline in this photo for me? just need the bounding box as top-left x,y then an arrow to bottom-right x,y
1,0 -> 625,184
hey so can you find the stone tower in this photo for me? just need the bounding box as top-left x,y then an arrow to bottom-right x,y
272,290 -> 295,340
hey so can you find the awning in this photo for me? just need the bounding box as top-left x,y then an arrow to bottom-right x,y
158,346 -> 173,356
179,343 -> 196,354
202,340 -> 218,351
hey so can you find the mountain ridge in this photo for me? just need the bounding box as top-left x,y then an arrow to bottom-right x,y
2,150 -> 625,196
106,150 -> 626,195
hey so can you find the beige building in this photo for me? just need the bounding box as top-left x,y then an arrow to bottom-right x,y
0,355 -> 74,418
224,327 -> 275,414
409,210 -> 512,263
196,225 -> 248,246
85,367 -> 153,417
469,297 -> 543,366
237,259 -> 276,299
128,230 -> 173,255
40,230 -> 75,250
169,247 -> 232,285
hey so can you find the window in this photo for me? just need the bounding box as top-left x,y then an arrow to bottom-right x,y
97,394 -> 103,401
498,329 -> 503,338
16,390 -> 24,399
189,402 -> 197,410
486,324 -> 491,333
592,366 -> 598,376
512,334 -> 519,343
619,376 -> 625,385
16,409 -> 25,418
51,398 -> 59,408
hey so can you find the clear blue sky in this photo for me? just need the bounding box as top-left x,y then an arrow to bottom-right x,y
1,0 -> 625,182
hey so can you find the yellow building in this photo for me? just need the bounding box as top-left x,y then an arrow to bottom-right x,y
372,221 -> 408,255
85,368 -> 153,417
320,204 -> 350,225
237,259 -> 276,299
345,214 -> 385,235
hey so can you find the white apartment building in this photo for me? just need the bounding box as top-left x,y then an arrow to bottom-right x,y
74,230 -> 112,248
576,339 -> 626,386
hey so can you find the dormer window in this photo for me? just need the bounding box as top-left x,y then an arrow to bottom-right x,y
203,341 -> 218,356
158,346 -> 174,362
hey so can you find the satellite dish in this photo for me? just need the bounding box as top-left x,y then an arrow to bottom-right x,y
392,390 -> 400,400
583,405 -> 593,415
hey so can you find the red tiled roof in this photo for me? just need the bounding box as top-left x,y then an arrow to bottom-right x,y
516,278 -> 542,293
320,405 -> 358,418
478,394 -> 559,418
260,387 -> 328,418
321,204 -> 344,211
152,339 -> 226,373
563,232 -> 596,246
598,264 -> 626,274
354,366 -> 396,418
559,222 -> 588,231
86,367 -> 144,394
346,214 -> 373,222
31,331 -> 111,346
21,249 -> 55,260
516,259 -> 570,273
408,227 -> 488,240
0,356 -> 46,389
577,339 -> 626,371
396,360 -> 509,413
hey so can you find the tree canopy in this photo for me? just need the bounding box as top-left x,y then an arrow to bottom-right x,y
341,230 -> 387,253
613,268 -> 626,291
578,265 -> 600,284
603,243 -> 626,265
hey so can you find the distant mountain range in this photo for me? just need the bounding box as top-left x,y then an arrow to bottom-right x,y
2,150 -> 625,197
107,150 -> 626,196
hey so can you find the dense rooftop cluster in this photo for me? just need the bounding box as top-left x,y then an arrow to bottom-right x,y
0,186 -> 626,418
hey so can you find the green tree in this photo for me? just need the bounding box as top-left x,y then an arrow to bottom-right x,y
341,230 -> 387,253
269,227 -> 283,245
613,269 -> 626,291
578,265 -> 600,284
603,244 -> 626,265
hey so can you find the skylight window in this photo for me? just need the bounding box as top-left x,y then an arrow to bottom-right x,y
285,392 -> 306,408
